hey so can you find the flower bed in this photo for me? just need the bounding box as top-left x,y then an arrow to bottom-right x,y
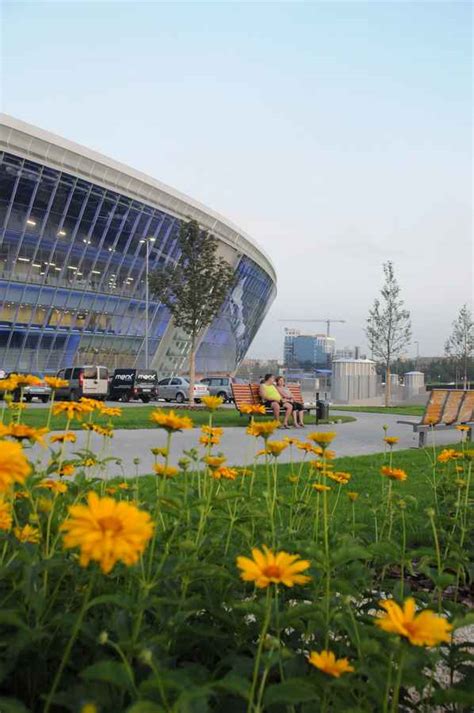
0,383 -> 472,713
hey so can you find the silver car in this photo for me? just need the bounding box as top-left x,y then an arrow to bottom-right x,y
200,376 -> 235,402
157,377 -> 209,403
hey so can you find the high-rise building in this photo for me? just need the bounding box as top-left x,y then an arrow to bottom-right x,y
283,330 -> 335,369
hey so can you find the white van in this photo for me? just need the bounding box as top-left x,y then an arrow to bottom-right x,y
55,365 -> 109,401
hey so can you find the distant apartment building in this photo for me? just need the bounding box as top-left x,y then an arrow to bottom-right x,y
283,329 -> 335,369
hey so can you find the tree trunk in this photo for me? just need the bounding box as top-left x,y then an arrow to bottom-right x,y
188,336 -> 196,404
385,363 -> 391,407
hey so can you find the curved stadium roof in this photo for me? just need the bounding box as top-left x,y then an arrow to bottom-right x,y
0,113 -> 276,285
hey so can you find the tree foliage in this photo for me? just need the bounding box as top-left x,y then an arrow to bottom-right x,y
365,262 -> 412,405
444,304 -> 474,385
149,219 -> 236,396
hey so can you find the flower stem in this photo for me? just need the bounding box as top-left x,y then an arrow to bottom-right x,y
248,586 -> 273,713
44,575 -> 94,713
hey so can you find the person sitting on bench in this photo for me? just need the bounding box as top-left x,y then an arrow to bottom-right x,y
259,373 -> 293,429
276,376 -> 305,428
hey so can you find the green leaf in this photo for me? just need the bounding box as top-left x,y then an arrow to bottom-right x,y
80,660 -> 133,692
0,697 -> 31,713
126,703 -> 166,713
86,594 -> 129,611
213,673 -> 250,700
264,679 -> 319,706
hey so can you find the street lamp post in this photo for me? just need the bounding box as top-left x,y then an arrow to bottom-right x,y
141,237 -> 155,369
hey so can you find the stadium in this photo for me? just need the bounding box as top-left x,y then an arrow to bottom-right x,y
0,115 -> 276,375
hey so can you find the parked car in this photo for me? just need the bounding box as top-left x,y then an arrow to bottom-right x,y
109,368 -> 158,403
54,366 -> 109,401
199,376 -> 235,402
157,377 -> 209,403
7,372 -> 51,403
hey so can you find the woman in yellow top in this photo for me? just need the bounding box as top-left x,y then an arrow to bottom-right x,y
258,374 -> 293,429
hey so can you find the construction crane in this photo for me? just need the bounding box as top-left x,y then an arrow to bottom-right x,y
278,319 -> 346,337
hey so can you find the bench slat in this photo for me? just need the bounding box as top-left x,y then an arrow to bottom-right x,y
421,390 -> 448,425
441,391 -> 465,425
458,391 -> 474,423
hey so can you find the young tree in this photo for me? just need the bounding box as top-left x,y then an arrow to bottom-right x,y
365,261 -> 412,406
445,304 -> 474,388
149,219 -> 236,401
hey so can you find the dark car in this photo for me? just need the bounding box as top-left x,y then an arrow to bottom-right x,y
109,368 -> 158,403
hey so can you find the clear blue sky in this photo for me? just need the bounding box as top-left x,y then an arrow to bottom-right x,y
2,0 -> 472,358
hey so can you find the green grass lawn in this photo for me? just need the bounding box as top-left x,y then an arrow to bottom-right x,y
16,405 -> 356,431
332,404 -> 424,417
138,441 -> 461,521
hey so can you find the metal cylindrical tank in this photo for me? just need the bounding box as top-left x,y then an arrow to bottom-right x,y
404,371 -> 425,395
332,359 -> 377,403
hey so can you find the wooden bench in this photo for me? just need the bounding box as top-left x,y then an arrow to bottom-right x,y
231,382 -> 317,421
397,389 -> 474,447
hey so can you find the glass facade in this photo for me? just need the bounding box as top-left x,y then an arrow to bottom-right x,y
0,150 -> 275,374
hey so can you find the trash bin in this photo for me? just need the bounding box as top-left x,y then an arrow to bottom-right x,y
316,399 -> 329,422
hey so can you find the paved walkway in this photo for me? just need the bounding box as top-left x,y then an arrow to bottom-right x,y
28,412 -> 459,478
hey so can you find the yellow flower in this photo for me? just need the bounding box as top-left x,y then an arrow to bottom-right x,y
464,449 -> 474,461
297,442 -> 323,456
380,466 -> 407,481
7,402 -> 27,412
0,498 -> 13,530
313,483 -> 331,492
14,524 -> 40,543
80,703 -> 98,713
0,377 -> 18,392
118,482 -> 130,490
151,447 -> 168,457
384,436 -> 399,446
82,458 -> 97,468
105,487 -> 117,495
284,436 -> 301,446
0,440 -> 31,493
201,425 -> 224,437
199,435 -> 221,447
201,395 -> 224,411
326,471 -> 351,485
14,490 -> 28,500
153,463 -> 179,478
10,373 -> 42,387
308,650 -> 354,677
53,402 -> 89,421
455,478 -> 467,488
61,491 -> 154,574
79,397 -> 103,411
0,423 -> 49,445
240,403 -> 266,415
100,406 -> 122,418
456,424 -> 470,432
39,479 -> 68,494
203,455 -> 227,469
246,421 -> 280,439
211,466 -> 238,480
92,425 -> 114,438
150,409 -> 193,432
238,467 -> 253,477
236,545 -> 311,588
288,475 -> 299,484
50,432 -> 77,444
38,497 -> 53,514
44,376 -> 69,389
437,449 -> 462,463
347,491 -> 359,502
264,440 -> 289,457
307,431 -> 337,447
375,598 -> 452,647
59,464 -> 75,477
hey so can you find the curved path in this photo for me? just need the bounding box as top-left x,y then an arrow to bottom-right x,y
29,412 -> 459,478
